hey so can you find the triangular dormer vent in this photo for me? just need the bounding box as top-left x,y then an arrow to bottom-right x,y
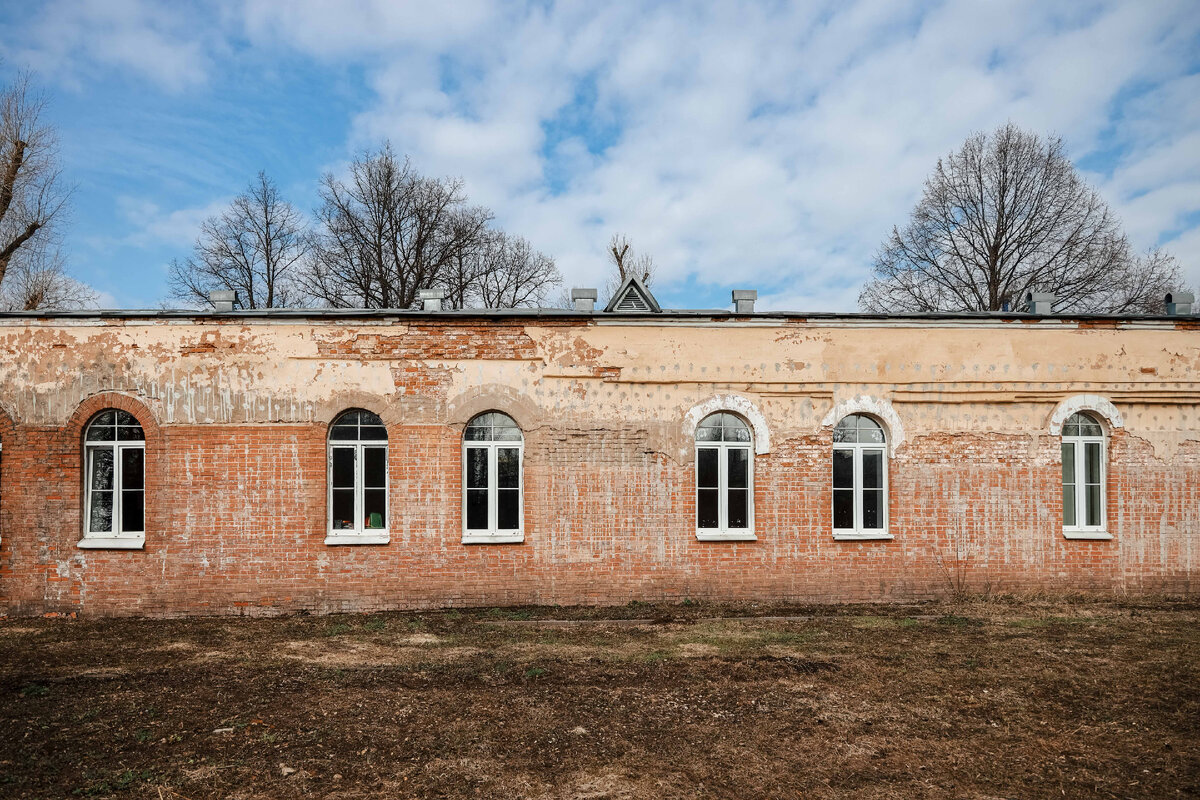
604,275 -> 661,313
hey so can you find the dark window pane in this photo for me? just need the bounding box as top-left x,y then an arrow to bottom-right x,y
121,491 -> 144,532
331,489 -> 355,529
697,488 -> 719,529
466,489 -> 488,530
121,448 -> 144,490
360,426 -> 388,441
497,448 -> 519,489
364,447 -> 386,488
1061,443 -> 1075,484
89,490 -> 113,533
88,422 -> 115,441
1085,442 -> 1101,485
1063,485 -> 1076,527
359,411 -> 383,426
862,450 -> 883,489
1086,485 -> 1101,527
466,448 -> 488,489
118,424 -> 145,441
727,489 -> 749,528
833,450 -> 854,489
834,489 -> 854,529
90,448 -> 114,491
727,448 -> 748,489
833,420 -> 856,443
464,426 -> 491,441
498,489 -> 520,530
331,448 -> 355,488
697,448 -> 719,488
93,410 -> 116,428
364,489 -> 386,528
863,490 -> 883,529
329,424 -> 358,440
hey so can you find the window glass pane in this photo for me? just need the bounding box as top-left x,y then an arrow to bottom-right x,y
360,426 -> 388,441
497,448 -> 519,489
466,489 -> 488,530
833,417 -> 857,443
727,489 -> 749,528
832,449 -> 853,489
697,488 -> 719,529
833,489 -> 854,529
1063,485 -> 1076,527
862,450 -> 883,489
363,447 -> 386,488
121,491 -> 144,533
464,426 -> 491,441
116,410 -> 136,425
492,426 -> 523,441
1084,442 -> 1101,485
121,448 -> 144,491
93,410 -> 116,428
118,424 -> 145,441
358,411 -> 383,426
695,426 -> 722,442
466,448 -> 488,489
331,448 -> 355,488
89,490 -> 113,533
697,448 -> 719,488
1086,485 -> 1102,527
498,489 -> 520,530
89,448 -> 114,491
329,424 -> 358,441
727,448 -> 748,489
862,490 -> 882,529
1061,443 -> 1075,484
87,420 -> 115,441
363,489 -> 386,529
331,490 -> 355,529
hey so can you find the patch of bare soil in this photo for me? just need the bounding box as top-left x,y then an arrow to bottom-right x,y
0,597 -> 1197,799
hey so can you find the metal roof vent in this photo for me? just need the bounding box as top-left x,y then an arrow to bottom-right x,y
604,275 -> 661,313
1165,291 -> 1193,316
208,290 -> 238,312
571,288 -> 597,312
732,290 -> 757,313
419,289 -> 444,311
1025,292 -> 1055,315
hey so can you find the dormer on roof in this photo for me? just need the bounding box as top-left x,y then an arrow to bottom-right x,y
604,275 -> 661,313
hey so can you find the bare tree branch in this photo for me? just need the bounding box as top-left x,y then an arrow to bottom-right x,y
0,248 -> 97,311
605,232 -> 655,300
860,123 -> 1187,313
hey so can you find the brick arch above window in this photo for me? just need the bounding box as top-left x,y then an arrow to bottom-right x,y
821,396 -> 904,456
66,393 -> 162,443
684,395 -> 770,455
319,393 -> 399,428
446,386 -> 538,433
1048,395 -> 1123,436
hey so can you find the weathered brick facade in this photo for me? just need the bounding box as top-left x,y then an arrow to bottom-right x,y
0,309 -> 1196,617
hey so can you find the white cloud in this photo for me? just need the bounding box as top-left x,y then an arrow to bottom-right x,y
117,196 -> 232,249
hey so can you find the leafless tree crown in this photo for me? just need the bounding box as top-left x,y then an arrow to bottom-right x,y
0,248 -> 97,311
168,171 -> 307,309
605,232 -> 655,299
859,123 -> 1186,313
0,71 -> 70,294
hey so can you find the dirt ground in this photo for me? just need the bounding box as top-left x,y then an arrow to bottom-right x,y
0,596 -> 1197,799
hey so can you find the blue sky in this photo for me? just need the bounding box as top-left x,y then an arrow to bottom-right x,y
1,0 -> 1198,310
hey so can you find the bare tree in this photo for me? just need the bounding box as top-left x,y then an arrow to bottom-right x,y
860,123 -> 1186,313
605,232 -> 655,299
302,144 -> 492,309
167,172 -> 307,309
470,231 -> 561,308
0,248 -> 97,310
0,71 -> 70,293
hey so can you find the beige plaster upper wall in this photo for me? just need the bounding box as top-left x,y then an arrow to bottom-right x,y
0,319 -> 1196,453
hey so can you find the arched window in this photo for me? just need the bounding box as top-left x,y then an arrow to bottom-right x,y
82,410 -> 145,547
695,412 -> 754,540
832,414 -> 889,539
463,412 -> 524,542
1061,412 -> 1106,536
327,410 -> 389,544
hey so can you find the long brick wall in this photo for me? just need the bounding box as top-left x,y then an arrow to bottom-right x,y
0,314 -> 1196,616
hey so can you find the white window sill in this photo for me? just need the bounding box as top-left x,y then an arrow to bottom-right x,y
325,532 -> 390,546
1062,530 -> 1113,541
833,531 -> 894,541
462,533 -> 524,545
696,530 -> 757,542
78,535 -> 145,550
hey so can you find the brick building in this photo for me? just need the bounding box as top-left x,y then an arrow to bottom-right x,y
0,282 -> 1197,617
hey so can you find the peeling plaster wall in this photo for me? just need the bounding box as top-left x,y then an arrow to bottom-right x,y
0,315 -> 1197,616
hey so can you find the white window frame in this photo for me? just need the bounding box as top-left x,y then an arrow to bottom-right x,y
80,415 -> 146,550
832,417 -> 892,541
462,435 -> 524,544
695,415 -> 755,542
1061,417 -> 1110,540
325,415 -> 389,546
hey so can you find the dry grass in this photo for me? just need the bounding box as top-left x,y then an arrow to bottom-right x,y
0,596 -> 1197,799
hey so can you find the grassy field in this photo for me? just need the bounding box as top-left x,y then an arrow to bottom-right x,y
1,596 -> 1197,799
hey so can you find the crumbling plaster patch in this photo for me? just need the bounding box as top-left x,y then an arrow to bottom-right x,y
1047,394 -> 1124,434
821,396 -> 905,455
683,395 -> 770,454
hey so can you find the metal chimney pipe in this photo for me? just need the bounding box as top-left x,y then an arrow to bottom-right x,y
571,288 -> 598,312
